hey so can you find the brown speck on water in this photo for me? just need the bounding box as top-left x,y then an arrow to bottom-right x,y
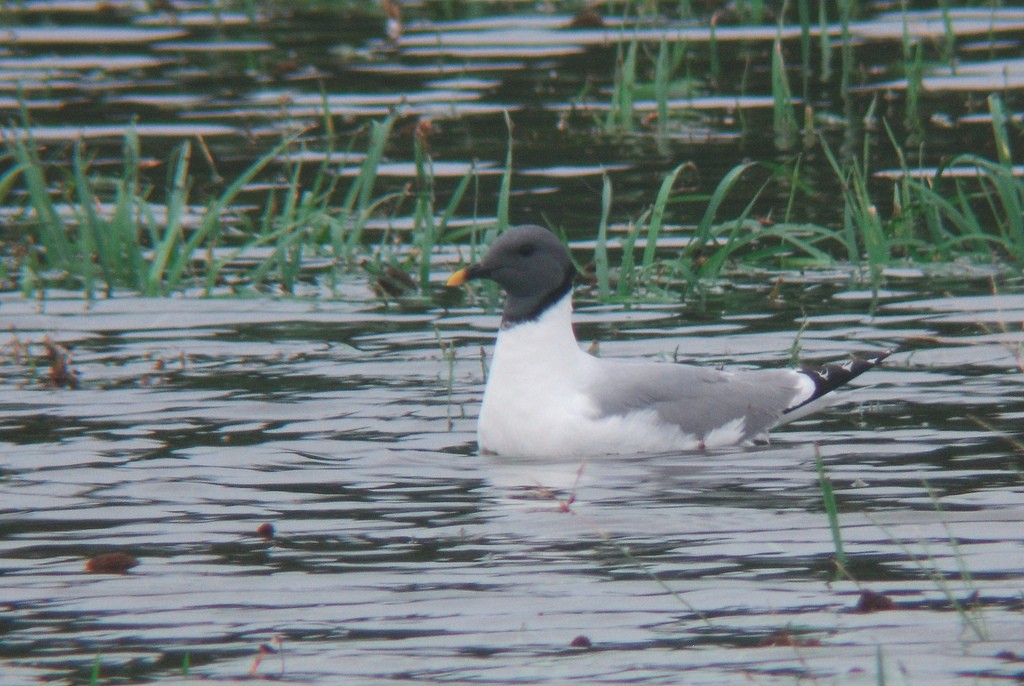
853,589 -> 896,613
85,552 -> 139,575
257,523 -> 275,540
569,635 -> 592,648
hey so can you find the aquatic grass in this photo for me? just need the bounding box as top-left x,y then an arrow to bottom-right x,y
146,141 -> 194,295
787,315 -> 808,365
604,93 -> 1024,301
654,38 -> 670,136
815,448 -> 990,643
671,161 -> 811,287
818,135 -> 887,288
339,115 -> 396,257
3,121 -> 306,295
875,97 -> 1024,264
594,173 -> 613,300
771,23 -> 798,150
817,0 -> 831,84
607,39 -> 639,134
725,0 -> 766,25
6,12 -> 1024,301
815,445 -> 847,571
360,120 -> 480,296
837,0 -> 856,143
615,220 -> 642,298
938,0 -> 956,66
182,134 -> 304,295
434,326 -> 458,430
970,415 -> 1024,456
616,160 -> 850,295
708,17 -> 720,87
685,161 -> 761,266
894,159 -> 1019,261
253,118 -> 485,298
815,418 -> 993,642
934,505 -> 989,642
641,161 -> 690,270
71,136 -> 131,295
3,108 -> 481,297
496,111 -> 513,236
988,93 -> 1013,169
903,41 -> 925,144
441,113 -> 512,308
413,151 -> 476,292
780,155 -> 803,225
796,0 -> 811,99
875,646 -> 887,686
6,134 -> 74,282
865,496 -> 989,642
6,125 -> 168,296
410,123 -> 439,291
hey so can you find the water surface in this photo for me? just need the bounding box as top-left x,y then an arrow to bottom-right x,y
2,273 -> 1022,684
2,1 -> 1024,683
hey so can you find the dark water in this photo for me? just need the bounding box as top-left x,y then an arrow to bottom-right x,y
3,270 -> 1024,684
3,1 -> 1024,684
5,2 -> 1024,233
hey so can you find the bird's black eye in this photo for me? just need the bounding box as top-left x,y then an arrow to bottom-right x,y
517,243 -> 535,258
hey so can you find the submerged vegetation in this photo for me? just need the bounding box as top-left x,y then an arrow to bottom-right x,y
3,100 -> 1020,299
1,0 -> 1022,299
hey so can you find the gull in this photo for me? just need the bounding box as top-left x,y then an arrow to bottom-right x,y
447,225 -> 889,457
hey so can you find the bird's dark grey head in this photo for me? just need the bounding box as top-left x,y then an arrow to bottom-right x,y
450,225 -> 576,325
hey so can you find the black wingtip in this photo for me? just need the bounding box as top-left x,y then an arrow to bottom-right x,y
785,349 -> 892,414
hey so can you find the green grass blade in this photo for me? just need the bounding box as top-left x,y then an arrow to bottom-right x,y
440,162 -> 474,234
595,173 -> 612,300
641,162 -> 687,269
615,40 -> 638,132
147,141 -> 192,295
771,27 -> 797,150
164,134 -> 299,293
686,161 -> 758,262
341,115 -> 396,256
654,38 -> 670,135
617,213 -> 646,298
816,446 -> 847,569
497,111 -> 514,235
0,157 -> 24,203
70,139 -> 104,294
797,0 -> 811,98
413,132 -> 437,291
817,0 -> 832,83
696,175 -> 772,281
8,134 -> 72,269
110,125 -> 146,291
988,94 -> 1013,168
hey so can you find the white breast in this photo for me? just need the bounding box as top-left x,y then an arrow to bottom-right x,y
476,296 -> 706,456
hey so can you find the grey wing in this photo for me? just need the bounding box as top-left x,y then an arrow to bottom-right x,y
586,359 -> 806,441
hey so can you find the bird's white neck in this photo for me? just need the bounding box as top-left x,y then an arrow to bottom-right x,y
478,293 -> 594,455
494,293 -> 580,368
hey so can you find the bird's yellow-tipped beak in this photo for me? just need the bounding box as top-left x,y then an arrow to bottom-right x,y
446,267 -> 470,287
